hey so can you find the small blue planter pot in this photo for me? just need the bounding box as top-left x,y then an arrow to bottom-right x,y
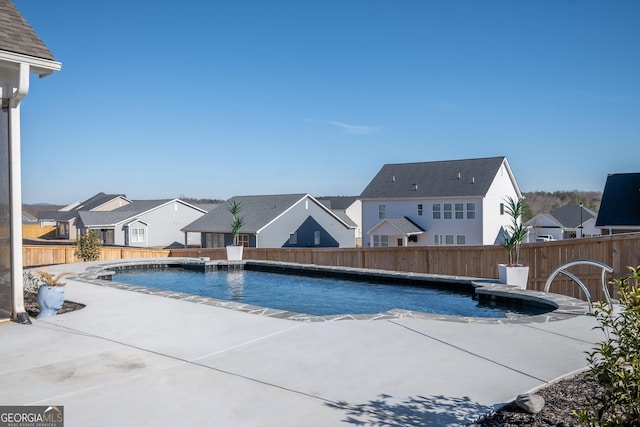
37,285 -> 66,319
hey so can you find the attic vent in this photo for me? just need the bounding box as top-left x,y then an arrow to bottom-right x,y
457,172 -> 461,179
392,175 -> 395,182
413,183 -> 418,191
471,177 -> 475,184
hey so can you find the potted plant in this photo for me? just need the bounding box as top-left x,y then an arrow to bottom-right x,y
226,200 -> 245,261
498,196 -> 530,289
35,270 -> 73,319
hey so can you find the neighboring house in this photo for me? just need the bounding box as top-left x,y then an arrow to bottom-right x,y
596,173 -> 640,235
75,199 -> 207,248
182,194 -> 357,248
525,204 -> 600,241
360,156 -> 522,247
0,0 -> 61,322
316,196 -> 362,247
22,211 -> 38,224
39,192 -> 131,240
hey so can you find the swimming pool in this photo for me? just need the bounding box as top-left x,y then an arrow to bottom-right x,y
112,266 -> 551,318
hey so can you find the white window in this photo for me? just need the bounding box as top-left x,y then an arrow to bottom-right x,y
455,203 -> 464,219
433,204 -> 441,219
466,203 -> 476,219
444,204 -> 452,219
417,204 -> 423,216
378,204 -> 387,219
289,232 -> 297,245
434,234 -> 443,245
237,234 -> 249,247
500,203 -> 505,215
456,235 -> 466,245
314,231 -> 320,245
131,228 -> 145,243
373,235 -> 388,247
445,235 -> 454,245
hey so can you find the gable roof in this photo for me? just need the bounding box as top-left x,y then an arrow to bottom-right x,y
316,196 -> 358,227
77,192 -> 130,209
547,204 -> 597,228
77,199 -> 206,227
0,0 -> 56,61
316,196 -> 358,210
54,193 -> 130,221
596,173 -> 640,227
183,194 -> 353,233
368,217 -> 425,236
360,156 -> 518,199
524,213 -> 564,229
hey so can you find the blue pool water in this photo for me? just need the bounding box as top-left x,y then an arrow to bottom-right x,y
114,269 -> 549,318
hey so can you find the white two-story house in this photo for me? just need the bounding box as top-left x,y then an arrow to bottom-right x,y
360,156 -> 522,247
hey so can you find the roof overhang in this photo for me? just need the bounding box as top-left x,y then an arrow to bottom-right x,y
124,219 -> 149,227
367,217 -> 425,236
0,50 -> 61,77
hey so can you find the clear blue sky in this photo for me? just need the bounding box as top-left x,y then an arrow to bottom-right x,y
14,0 -> 640,204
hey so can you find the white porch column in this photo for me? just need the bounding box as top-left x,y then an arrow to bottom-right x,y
8,63 -> 29,323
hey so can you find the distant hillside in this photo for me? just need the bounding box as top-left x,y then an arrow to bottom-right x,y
179,196 -> 225,204
522,191 -> 601,221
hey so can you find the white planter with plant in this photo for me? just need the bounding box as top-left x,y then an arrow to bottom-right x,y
499,196 -> 529,289
35,271 -> 73,319
226,200 -> 245,261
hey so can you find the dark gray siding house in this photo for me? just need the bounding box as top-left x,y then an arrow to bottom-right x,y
596,173 -> 640,235
182,194 -> 357,248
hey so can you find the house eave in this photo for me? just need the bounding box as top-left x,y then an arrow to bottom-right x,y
0,50 -> 61,77
360,195 -> 484,202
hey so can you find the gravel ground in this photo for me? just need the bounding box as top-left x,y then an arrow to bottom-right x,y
477,371 -> 602,427
24,291 -> 85,318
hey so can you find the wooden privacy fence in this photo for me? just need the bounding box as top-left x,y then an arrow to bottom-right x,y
21,233 -> 640,302
23,245 -> 170,267
22,224 -> 56,239
169,233 -> 640,302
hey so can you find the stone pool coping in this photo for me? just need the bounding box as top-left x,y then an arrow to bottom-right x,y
72,258 -> 592,324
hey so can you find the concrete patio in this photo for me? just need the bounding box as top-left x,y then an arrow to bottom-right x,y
0,261 -> 603,426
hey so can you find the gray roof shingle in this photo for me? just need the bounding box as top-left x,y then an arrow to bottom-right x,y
381,217 -> 425,234
53,193 -> 129,221
548,204 -> 596,228
183,194 -> 332,233
595,173 -> 640,227
316,196 -> 358,210
77,199 -> 178,226
360,156 -> 510,199
0,0 -> 56,60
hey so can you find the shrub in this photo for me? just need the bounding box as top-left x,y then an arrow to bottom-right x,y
75,230 -> 102,261
501,196 -> 528,266
227,200 -> 244,246
574,265 -> 640,426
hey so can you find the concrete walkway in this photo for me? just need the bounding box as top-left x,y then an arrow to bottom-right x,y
0,261 -> 604,426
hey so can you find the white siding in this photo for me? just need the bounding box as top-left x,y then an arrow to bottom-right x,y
362,198 -> 483,246
483,161 -> 519,245
345,199 -> 362,241
122,201 -> 205,248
